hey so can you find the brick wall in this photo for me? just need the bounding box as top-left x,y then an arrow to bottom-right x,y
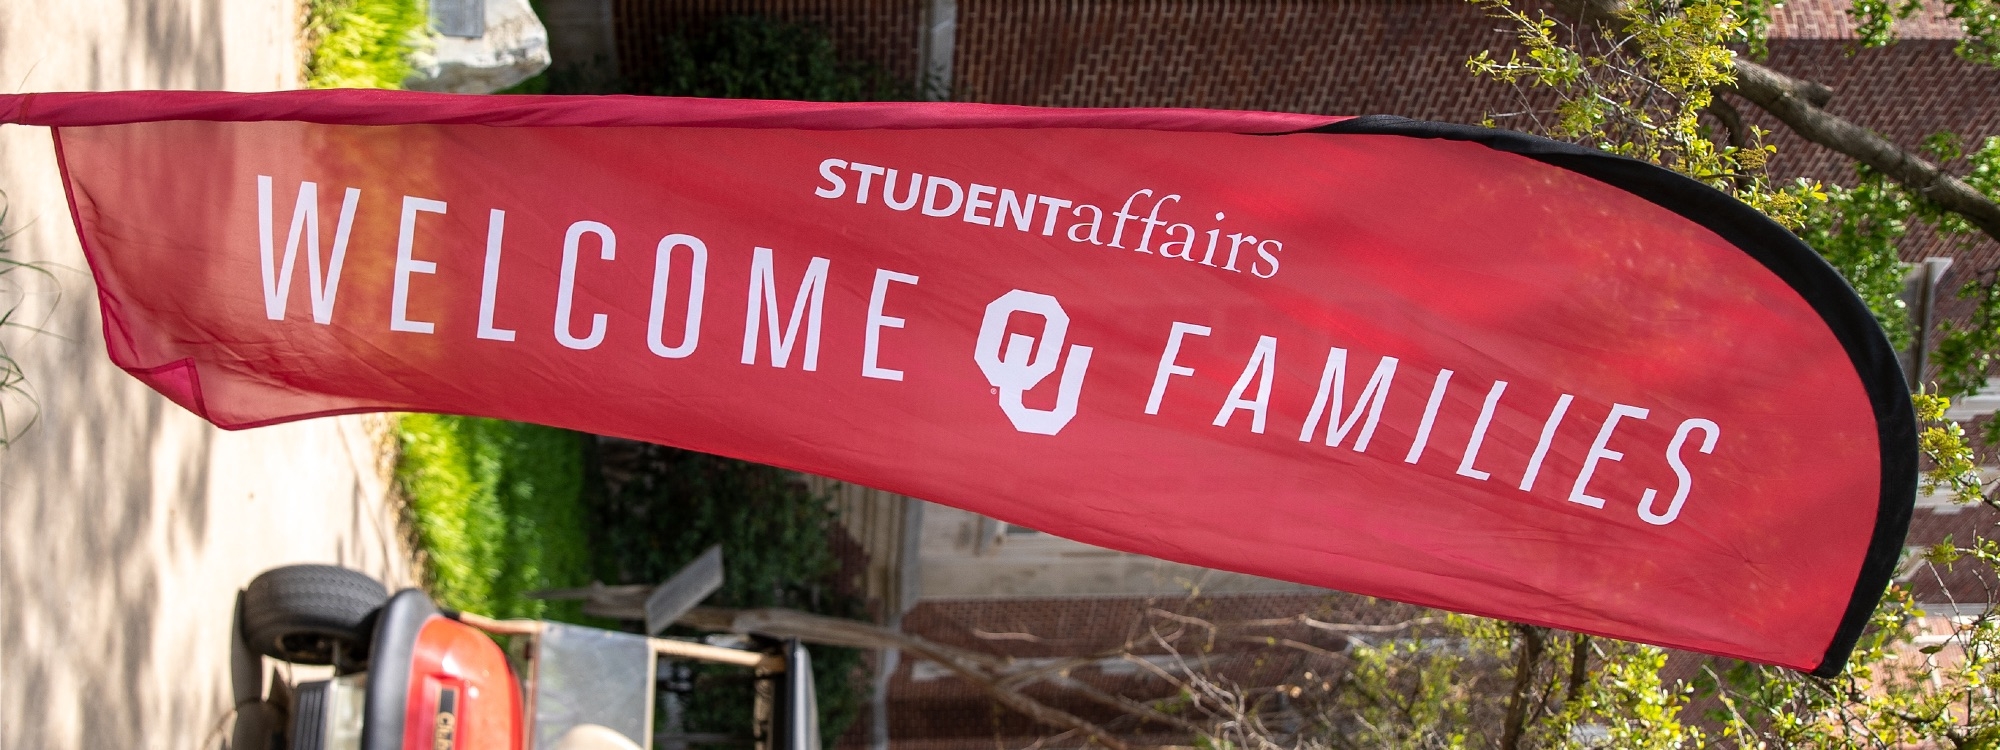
951,0 -> 1524,116
1768,0 -> 1970,38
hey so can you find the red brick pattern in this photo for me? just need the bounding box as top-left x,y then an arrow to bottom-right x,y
952,0 -> 1530,117
1769,0 -> 1969,39
1734,41 -> 2000,374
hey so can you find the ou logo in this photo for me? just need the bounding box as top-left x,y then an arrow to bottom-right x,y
974,290 -> 1095,435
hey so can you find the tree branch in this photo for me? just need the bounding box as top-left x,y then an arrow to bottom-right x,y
1500,625 -> 1547,750
1564,634 -> 1591,705
1706,97 -> 1750,151
1542,0 -> 2000,245
1728,59 -> 2000,245
1044,674 -> 1208,734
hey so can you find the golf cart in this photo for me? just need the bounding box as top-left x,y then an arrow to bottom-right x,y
234,563 -> 817,750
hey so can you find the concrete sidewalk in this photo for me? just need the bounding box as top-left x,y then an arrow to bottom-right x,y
0,1 -> 420,747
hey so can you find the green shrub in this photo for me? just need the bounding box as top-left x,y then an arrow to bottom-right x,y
304,0 -> 428,89
395,414 -> 592,620
630,16 -> 911,101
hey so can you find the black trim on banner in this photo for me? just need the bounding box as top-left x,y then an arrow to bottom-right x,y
1301,116 -> 1917,678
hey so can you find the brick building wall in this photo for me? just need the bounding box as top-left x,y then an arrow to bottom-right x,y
950,0 -> 1522,116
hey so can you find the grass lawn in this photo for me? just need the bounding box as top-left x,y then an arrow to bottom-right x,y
395,414 -> 593,621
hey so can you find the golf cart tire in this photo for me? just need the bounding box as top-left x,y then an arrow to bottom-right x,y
241,565 -> 389,667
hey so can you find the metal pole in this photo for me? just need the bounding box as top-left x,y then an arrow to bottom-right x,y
870,497 -> 925,750
1908,257 -> 1953,391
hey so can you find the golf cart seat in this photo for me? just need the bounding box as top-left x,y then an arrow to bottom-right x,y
362,589 -> 523,750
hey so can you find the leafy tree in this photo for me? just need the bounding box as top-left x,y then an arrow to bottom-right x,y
627,16 -> 911,101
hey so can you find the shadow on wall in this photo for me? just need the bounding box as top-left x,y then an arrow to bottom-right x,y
0,0 -> 228,91
0,283 -> 219,746
112,0 -> 226,90
0,257 -> 414,747
0,0 -> 423,745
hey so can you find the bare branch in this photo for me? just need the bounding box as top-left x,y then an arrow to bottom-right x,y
1044,674 -> 1207,734
973,629 -> 1045,642
689,607 -> 1135,750
1298,616 -> 1440,635
1564,634 -> 1591,705
1152,608 -> 1439,635
1017,728 -> 1080,750
1707,98 -> 1749,152
994,645 -> 1144,691
1148,608 -> 1217,630
1217,635 -> 1347,662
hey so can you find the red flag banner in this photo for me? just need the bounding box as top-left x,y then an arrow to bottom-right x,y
1,91 -> 1914,675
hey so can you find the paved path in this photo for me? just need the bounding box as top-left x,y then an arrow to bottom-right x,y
0,2 -> 420,747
